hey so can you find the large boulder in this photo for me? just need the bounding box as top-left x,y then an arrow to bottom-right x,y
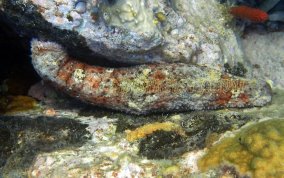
0,0 -> 244,68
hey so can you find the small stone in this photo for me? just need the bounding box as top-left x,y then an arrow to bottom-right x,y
44,108 -> 56,116
75,1 -> 87,14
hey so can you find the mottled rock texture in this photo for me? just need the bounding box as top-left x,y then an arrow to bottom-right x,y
0,0 -> 244,68
31,40 -> 271,114
242,32 -> 284,88
1,87 -> 284,177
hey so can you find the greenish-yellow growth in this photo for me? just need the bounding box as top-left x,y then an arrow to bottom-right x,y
120,68 -> 151,95
1,95 -> 38,114
100,0 -> 157,34
155,12 -> 167,22
125,121 -> 186,142
73,69 -> 86,83
198,119 -> 284,178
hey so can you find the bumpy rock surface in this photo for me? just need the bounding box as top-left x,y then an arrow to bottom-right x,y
0,0 -> 244,68
1,88 -> 284,177
31,40 -> 271,114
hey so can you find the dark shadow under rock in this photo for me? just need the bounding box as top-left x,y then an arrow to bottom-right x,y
119,111 -> 255,160
139,130 -> 188,159
0,0 -> 132,67
181,112 -> 254,151
0,116 -> 89,177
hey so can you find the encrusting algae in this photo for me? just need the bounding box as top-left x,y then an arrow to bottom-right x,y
198,119 -> 284,178
125,121 -> 186,142
0,95 -> 38,114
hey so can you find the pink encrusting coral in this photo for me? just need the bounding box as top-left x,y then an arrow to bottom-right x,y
230,5 -> 269,22
31,40 -> 272,114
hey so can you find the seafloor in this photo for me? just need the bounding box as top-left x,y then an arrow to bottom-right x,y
1,0 -> 284,177
1,84 -> 284,177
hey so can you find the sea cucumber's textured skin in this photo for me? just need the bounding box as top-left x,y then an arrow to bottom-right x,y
230,6 -> 269,22
31,40 -> 272,114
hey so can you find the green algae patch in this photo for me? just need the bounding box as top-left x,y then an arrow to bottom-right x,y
0,95 -> 38,114
198,119 -> 284,178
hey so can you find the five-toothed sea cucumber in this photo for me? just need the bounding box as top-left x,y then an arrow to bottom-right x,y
31,39 -> 272,115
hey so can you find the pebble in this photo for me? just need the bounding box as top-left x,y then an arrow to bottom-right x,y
75,1 -> 87,14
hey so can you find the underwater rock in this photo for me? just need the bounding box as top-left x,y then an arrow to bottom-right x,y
139,130 -> 188,159
0,0 -> 244,68
1,88 -> 284,177
0,121 -> 12,169
242,32 -> 284,88
0,110 -> 258,177
31,40 -> 272,114
0,116 -> 89,177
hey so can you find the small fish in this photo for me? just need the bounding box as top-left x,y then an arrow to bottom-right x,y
230,5 -> 269,22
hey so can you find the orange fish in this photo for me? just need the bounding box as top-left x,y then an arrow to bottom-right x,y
230,5 -> 269,23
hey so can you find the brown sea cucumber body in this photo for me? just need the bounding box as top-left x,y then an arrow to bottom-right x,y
31,40 -> 272,114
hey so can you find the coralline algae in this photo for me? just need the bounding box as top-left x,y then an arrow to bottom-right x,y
31,40 -> 271,114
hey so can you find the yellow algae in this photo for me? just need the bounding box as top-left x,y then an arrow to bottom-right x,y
198,119 -> 284,178
1,95 -> 38,114
162,165 -> 180,177
126,121 -> 185,142
155,12 -> 167,22
204,132 -> 221,148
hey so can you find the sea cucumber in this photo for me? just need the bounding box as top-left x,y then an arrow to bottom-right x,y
230,5 -> 269,23
31,39 -> 272,115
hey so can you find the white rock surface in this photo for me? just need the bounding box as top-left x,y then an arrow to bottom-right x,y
8,0 -> 245,68
242,32 -> 284,87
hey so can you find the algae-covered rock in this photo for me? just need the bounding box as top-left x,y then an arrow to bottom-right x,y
198,119 -> 284,178
0,0 -> 244,68
1,88 -> 284,177
0,116 -> 89,177
139,130 -> 188,159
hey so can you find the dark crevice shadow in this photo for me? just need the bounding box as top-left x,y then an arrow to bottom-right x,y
0,0 -> 137,68
0,19 -> 40,93
0,116 -> 89,177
